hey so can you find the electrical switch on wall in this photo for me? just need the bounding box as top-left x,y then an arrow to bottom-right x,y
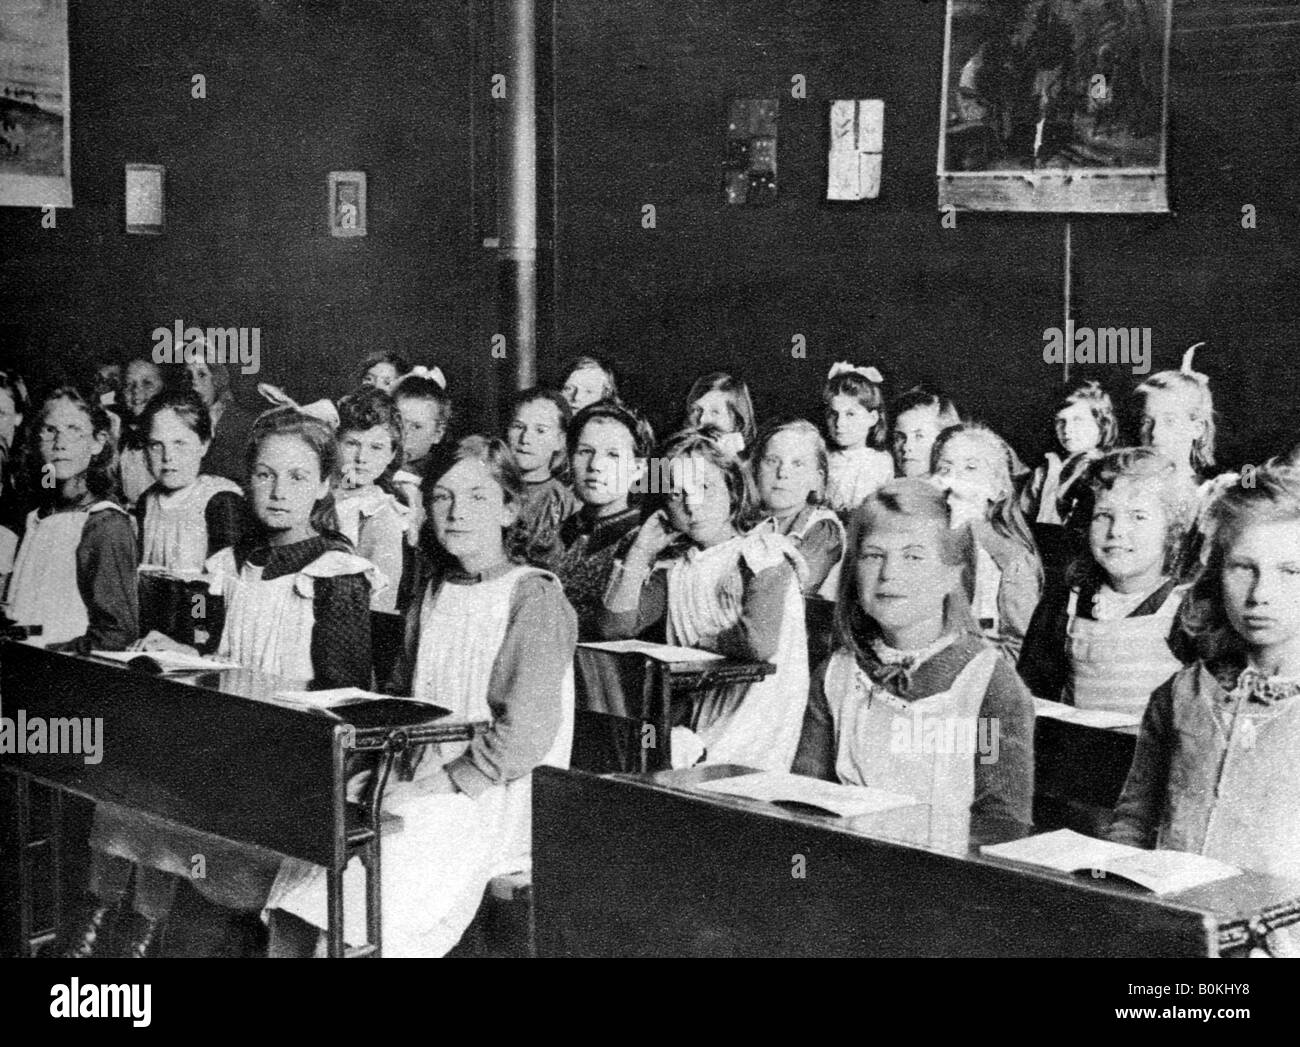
724,98 -> 778,205
828,99 -> 883,201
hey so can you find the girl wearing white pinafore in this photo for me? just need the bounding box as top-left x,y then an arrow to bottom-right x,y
138,474 -> 244,570
604,529 -> 809,772
265,562 -> 575,957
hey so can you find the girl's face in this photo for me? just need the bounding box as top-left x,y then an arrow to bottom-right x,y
931,433 -> 1004,517
508,399 -> 565,481
825,394 -> 878,451
1221,520 -> 1300,665
123,361 -> 164,418
691,390 -> 736,434
338,425 -> 397,489
248,434 -> 329,542
362,362 -> 400,393
563,367 -> 608,412
1140,387 -> 1203,467
38,400 -> 107,483
665,454 -> 735,548
0,388 -> 21,450
396,397 -> 445,464
757,429 -> 822,517
430,457 -> 517,564
146,408 -> 208,492
856,515 -> 961,645
1055,402 -> 1102,456
1089,479 -> 1168,592
186,359 -> 218,407
572,418 -> 642,513
892,405 -> 943,478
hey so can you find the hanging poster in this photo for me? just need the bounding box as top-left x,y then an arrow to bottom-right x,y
937,0 -> 1171,213
0,0 -> 72,208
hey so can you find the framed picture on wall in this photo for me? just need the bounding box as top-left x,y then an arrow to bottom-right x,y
937,0 -> 1173,213
328,170 -> 366,237
124,164 -> 165,234
0,0 -> 73,208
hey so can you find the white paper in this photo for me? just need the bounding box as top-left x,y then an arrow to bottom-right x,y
694,772 -> 918,818
1033,698 -> 1142,729
980,829 -> 1240,894
137,564 -> 208,583
275,687 -> 388,709
857,99 -> 884,153
579,640 -> 724,664
92,650 -> 239,672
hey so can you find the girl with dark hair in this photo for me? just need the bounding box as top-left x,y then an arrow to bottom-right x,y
683,372 -> 757,458
600,428 -> 808,771
506,387 -> 578,564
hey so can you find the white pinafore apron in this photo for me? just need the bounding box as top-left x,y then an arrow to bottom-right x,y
118,446 -> 154,509
333,486 -> 410,612
140,476 -> 243,570
6,502 -> 127,647
823,646 -> 999,854
788,507 -> 846,602
1162,669 -> 1300,954
92,545 -> 384,911
266,565 -> 574,957
667,532 -> 808,771
1064,585 -> 1185,714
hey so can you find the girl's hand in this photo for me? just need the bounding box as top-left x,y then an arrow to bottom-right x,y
130,631 -> 196,655
629,510 -> 678,564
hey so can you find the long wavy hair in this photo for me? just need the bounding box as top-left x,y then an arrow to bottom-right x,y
1135,369 -> 1217,475
654,426 -> 760,537
833,479 -> 978,691
424,434 -> 534,566
27,386 -> 120,503
1066,447 -> 1199,590
1180,460 -> 1300,667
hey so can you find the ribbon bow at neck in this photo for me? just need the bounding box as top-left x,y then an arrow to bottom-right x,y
827,361 -> 883,384
1235,667 -> 1300,705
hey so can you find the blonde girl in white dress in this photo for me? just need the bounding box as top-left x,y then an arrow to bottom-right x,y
265,435 -> 576,958
822,363 -> 894,513
601,428 -> 809,771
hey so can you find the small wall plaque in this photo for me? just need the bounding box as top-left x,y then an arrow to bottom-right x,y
125,164 -> 165,234
329,171 -> 367,237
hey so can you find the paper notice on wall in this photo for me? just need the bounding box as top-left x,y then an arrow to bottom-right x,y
827,99 -> 883,201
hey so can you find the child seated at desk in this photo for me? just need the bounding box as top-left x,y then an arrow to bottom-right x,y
70,407 -> 376,958
599,429 -> 808,771
135,390 -> 248,640
264,435 -> 575,957
5,386 -> 138,652
1108,461 -> 1300,956
792,479 -> 1034,853
1019,448 -> 1196,714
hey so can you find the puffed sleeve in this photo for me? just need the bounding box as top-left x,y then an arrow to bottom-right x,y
444,574 -> 578,797
59,508 -> 139,653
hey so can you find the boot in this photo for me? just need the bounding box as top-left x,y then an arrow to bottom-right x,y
121,911 -> 165,958
62,901 -> 116,958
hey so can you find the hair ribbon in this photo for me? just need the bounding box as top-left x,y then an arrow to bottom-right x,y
827,361 -> 884,384
408,365 -> 447,389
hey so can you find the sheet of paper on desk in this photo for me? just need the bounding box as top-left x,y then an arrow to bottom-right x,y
275,687 -> 393,709
579,640 -> 725,664
980,829 -> 1240,894
694,772 -> 918,818
1033,698 -> 1142,729
92,650 -> 239,672
137,564 -> 208,583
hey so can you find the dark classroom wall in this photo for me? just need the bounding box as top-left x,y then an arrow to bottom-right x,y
549,0 -> 1300,466
2,1 -> 1298,468
1,0 -> 498,421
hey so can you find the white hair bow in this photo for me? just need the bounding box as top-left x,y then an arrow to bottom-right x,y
407,365 -> 447,389
298,399 -> 340,429
827,361 -> 883,384
1180,343 -> 1209,384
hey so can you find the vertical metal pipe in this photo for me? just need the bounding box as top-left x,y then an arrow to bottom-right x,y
499,0 -> 538,391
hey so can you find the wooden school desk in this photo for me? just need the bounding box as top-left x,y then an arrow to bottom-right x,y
533,764 -> 1300,957
1034,712 -> 1139,834
573,644 -> 775,773
0,642 -> 484,958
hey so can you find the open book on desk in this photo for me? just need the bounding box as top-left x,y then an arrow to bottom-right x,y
981,829 -> 1241,895
1033,698 -> 1143,730
137,564 -> 208,584
276,688 -> 451,727
692,771 -> 919,819
92,649 -> 239,673
579,639 -> 725,664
